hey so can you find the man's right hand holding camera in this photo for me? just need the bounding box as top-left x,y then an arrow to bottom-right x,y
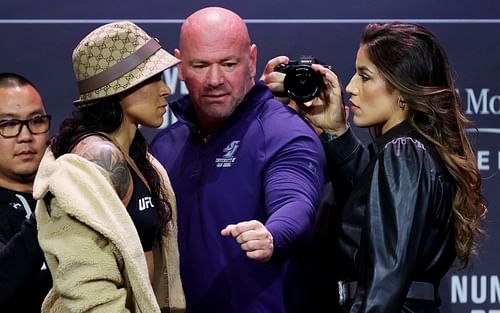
260,55 -> 349,138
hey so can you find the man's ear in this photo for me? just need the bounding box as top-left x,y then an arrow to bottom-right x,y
249,44 -> 257,78
174,49 -> 184,81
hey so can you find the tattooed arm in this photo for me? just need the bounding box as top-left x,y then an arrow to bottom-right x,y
71,135 -> 131,201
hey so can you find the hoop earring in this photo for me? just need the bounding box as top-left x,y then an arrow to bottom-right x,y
398,98 -> 406,110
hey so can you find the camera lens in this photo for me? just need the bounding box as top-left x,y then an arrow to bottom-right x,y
283,65 -> 322,102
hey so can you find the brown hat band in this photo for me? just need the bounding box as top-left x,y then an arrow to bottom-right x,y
77,38 -> 162,94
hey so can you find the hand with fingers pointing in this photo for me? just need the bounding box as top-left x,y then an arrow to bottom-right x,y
221,220 -> 274,262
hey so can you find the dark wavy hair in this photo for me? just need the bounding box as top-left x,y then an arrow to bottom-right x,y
360,22 -> 487,266
50,97 -> 171,233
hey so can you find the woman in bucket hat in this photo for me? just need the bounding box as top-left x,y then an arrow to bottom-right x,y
33,21 -> 186,312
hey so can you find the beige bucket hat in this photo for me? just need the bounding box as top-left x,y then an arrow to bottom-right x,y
72,21 -> 179,106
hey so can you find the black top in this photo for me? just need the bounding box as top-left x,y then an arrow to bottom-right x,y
327,122 -> 456,313
126,167 -> 161,252
0,186 -> 52,312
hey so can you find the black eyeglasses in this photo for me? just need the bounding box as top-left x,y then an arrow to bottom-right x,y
0,115 -> 51,138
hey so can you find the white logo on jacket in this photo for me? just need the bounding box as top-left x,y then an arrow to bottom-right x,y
139,197 -> 154,211
215,140 -> 240,168
13,194 -> 33,219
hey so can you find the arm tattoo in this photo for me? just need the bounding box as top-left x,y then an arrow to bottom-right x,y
72,136 -> 131,200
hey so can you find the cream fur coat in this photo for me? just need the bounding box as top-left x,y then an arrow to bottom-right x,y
33,150 -> 185,313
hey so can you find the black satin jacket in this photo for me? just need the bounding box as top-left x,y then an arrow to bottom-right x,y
324,122 -> 456,313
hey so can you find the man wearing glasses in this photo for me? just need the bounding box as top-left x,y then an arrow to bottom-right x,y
0,73 -> 52,312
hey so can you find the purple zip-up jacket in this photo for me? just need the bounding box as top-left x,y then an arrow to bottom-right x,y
151,81 -> 325,313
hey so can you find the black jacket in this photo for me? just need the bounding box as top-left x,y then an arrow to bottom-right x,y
0,187 -> 52,312
326,122 -> 456,313
299,128 -> 369,313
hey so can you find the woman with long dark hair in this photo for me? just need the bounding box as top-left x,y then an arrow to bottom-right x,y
33,21 -> 185,312
262,22 -> 487,312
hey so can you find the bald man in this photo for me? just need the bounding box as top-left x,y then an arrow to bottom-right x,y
151,7 -> 325,313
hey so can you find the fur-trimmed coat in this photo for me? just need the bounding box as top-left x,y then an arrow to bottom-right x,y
33,150 -> 185,313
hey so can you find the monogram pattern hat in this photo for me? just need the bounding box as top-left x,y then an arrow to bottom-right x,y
72,21 -> 179,106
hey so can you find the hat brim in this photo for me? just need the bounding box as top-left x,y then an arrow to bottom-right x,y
74,48 -> 179,106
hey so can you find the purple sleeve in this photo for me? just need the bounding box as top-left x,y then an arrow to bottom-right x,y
264,135 -> 325,260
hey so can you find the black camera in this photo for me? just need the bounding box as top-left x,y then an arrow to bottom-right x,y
274,56 -> 331,102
